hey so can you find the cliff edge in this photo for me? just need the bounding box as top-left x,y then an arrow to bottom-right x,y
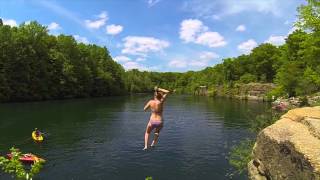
248,106 -> 320,180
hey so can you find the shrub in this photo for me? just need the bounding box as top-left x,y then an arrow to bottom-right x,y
0,147 -> 45,180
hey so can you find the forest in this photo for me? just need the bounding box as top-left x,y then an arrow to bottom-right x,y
0,0 -> 319,102
0,20 -> 126,102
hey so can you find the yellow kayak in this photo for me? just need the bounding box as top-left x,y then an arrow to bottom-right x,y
32,131 -> 44,142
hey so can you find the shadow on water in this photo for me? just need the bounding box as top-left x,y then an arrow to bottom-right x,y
0,95 -> 269,179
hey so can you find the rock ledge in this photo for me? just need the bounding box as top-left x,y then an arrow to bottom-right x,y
248,106 -> 320,180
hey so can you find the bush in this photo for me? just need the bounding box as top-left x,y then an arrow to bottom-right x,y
266,86 -> 286,101
229,139 -> 255,174
0,147 -> 45,180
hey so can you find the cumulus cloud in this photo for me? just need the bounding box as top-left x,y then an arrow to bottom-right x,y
238,39 -> 257,54
265,35 -> 286,46
195,32 -> 227,47
48,22 -> 61,31
85,11 -> 108,29
73,35 -> 89,44
236,24 -> 246,32
183,0 -> 291,19
106,24 -> 123,35
180,19 -> 208,42
179,19 -> 226,48
122,36 -> 170,56
2,18 -> 17,27
114,55 -> 131,63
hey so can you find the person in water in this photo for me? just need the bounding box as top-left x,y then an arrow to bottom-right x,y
35,128 -> 41,137
143,86 -> 170,150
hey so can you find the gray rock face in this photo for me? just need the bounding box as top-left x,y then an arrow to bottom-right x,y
248,106 -> 320,180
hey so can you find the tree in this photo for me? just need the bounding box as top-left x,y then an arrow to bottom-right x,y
275,62 -> 304,97
297,0 -> 320,33
250,43 -> 280,82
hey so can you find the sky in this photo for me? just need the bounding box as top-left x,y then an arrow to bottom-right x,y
0,0 -> 306,72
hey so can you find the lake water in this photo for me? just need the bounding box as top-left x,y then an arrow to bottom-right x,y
0,95 -> 270,180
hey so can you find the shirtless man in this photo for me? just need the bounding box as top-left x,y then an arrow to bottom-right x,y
143,87 -> 170,150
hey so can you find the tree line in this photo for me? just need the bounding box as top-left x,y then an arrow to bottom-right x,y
0,0 -> 319,102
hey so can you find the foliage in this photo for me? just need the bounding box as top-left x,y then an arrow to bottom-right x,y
0,21 -> 125,102
300,96 -> 310,107
1,0 -> 320,102
229,109 -> 286,174
297,0 -> 320,33
0,147 -> 45,180
229,139 -> 255,174
239,73 -> 257,84
145,177 -> 153,180
266,86 -> 286,100
250,110 -> 285,133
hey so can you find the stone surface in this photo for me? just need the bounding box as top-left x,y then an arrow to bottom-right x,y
248,106 -> 320,180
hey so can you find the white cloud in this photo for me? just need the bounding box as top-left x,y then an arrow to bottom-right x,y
168,59 -> 187,68
183,0 -> 287,19
114,55 -> 131,63
48,22 -> 61,31
148,0 -> 161,7
2,18 -> 17,27
195,32 -> 227,47
180,19 -> 208,43
265,35 -> 286,46
122,36 -> 170,56
199,51 -> 220,60
190,51 -> 219,68
85,11 -> 108,29
106,24 -> 123,35
168,51 -> 219,69
136,57 -> 146,62
179,19 -> 226,48
73,35 -> 89,44
123,61 -> 148,71
236,24 -> 246,32
238,39 -> 258,54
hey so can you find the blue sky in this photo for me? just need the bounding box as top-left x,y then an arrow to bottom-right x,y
0,0 -> 305,72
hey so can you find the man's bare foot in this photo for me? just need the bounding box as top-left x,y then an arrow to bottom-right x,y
143,146 -> 148,150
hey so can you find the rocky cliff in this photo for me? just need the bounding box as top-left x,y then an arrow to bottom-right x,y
248,106 -> 320,180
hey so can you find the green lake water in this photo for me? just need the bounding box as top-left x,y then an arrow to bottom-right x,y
0,95 -> 270,180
